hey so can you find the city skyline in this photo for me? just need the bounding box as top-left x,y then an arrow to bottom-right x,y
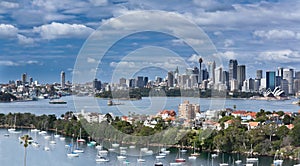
1,0 -> 300,83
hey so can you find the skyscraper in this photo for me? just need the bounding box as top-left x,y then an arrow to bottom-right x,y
93,78 -> 101,91
283,68 -> 294,94
167,71 -> 174,87
207,61 -> 216,83
277,67 -> 284,78
237,65 -> 246,90
22,73 -> 27,85
61,71 -> 65,88
214,67 -> 222,84
229,59 -> 238,80
256,70 -> 263,79
266,71 -> 276,91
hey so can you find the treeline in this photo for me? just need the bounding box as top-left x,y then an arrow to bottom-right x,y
0,92 -> 17,102
95,88 -> 260,99
0,112 -> 89,139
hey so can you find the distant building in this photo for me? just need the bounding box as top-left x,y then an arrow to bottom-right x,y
167,71 -> 174,87
283,68 -> 294,94
237,65 -> 246,90
61,71 -> 65,88
22,73 -> 27,85
230,79 -> 238,91
93,78 -> 101,91
178,100 -> 200,120
266,71 -> 276,91
256,70 -> 263,79
229,59 -> 238,80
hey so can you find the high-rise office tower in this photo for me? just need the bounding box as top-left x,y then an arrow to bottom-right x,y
207,61 -> 216,83
237,65 -> 246,90
61,71 -> 65,88
283,68 -> 294,94
22,73 -> 27,85
167,71 -> 174,87
93,78 -> 101,90
266,71 -> 276,91
143,77 -> 148,87
277,67 -> 284,78
222,71 -> 229,89
256,70 -> 263,79
136,76 -> 144,88
198,58 -> 203,84
229,59 -> 238,80
214,67 -> 223,84
295,71 -> 300,79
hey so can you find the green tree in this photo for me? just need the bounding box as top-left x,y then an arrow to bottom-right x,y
20,134 -> 32,166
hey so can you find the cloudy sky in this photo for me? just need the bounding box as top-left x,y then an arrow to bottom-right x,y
1,0 -> 300,83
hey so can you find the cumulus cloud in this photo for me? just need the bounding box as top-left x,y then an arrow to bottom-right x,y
187,54 -> 202,63
0,24 -> 18,38
110,61 -> 136,68
33,22 -> 94,40
224,39 -> 234,47
257,49 -> 300,63
89,0 -> 108,6
253,29 -> 300,40
0,1 -> 19,9
87,57 -> 97,63
17,34 -> 35,45
214,51 -> 237,60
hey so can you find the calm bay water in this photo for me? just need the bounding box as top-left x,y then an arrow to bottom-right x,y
0,96 -> 300,166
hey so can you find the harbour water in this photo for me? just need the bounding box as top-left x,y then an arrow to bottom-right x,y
0,129 -> 299,166
0,96 -> 299,117
0,96 -> 300,166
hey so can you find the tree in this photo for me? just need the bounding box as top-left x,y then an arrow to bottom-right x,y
20,134 -> 32,166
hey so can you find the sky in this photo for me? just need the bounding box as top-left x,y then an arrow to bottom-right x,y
0,0 -> 300,84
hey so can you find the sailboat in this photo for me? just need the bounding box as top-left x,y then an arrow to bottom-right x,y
189,141 -> 199,159
54,128 -> 60,138
246,144 -> 258,163
77,128 -> 85,143
73,138 -> 84,153
235,153 -> 242,164
180,143 -> 187,153
137,151 -> 146,163
175,148 -> 186,162
219,153 -> 229,166
273,150 -> 283,166
67,139 -> 79,157
8,115 -> 19,133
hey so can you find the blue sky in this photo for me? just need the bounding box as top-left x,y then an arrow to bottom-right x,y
0,0 -> 300,84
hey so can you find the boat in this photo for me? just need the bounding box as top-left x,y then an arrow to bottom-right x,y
44,146 -> 50,151
111,143 -> 119,147
211,154 -> 218,158
137,151 -> 146,163
30,128 -> 40,132
39,131 -> 47,135
170,163 -> 182,165
66,140 -> 79,157
119,146 -> 128,150
95,156 -> 109,162
129,145 -> 136,149
219,153 -> 229,166
235,153 -> 242,164
77,128 -> 85,143
120,150 -> 127,155
54,128 -> 60,138
60,137 -> 65,141
49,99 -> 67,104
74,138 -> 84,153
246,145 -> 258,163
156,155 -> 165,159
190,141 -> 200,157
180,143 -> 187,153
273,150 -> 284,166
188,156 -> 197,160
107,99 -> 123,106
8,115 -> 17,132
98,149 -> 108,156
175,148 -> 186,163
117,155 -> 126,160
4,133 -> 9,137
154,161 -> 163,166
32,142 -> 40,148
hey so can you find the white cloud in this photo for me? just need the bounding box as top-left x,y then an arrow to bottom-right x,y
224,39 -> 234,47
253,29 -> 300,40
0,1 -> 19,9
187,54 -> 202,63
87,57 -> 97,63
0,24 -> 18,38
0,60 -> 18,66
214,51 -> 237,60
17,34 -> 35,45
33,22 -> 94,40
26,60 -> 39,65
110,61 -> 136,68
89,0 -> 108,6
257,49 -> 300,63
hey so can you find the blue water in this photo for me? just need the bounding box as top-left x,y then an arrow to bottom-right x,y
0,96 -> 300,166
0,96 -> 298,117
